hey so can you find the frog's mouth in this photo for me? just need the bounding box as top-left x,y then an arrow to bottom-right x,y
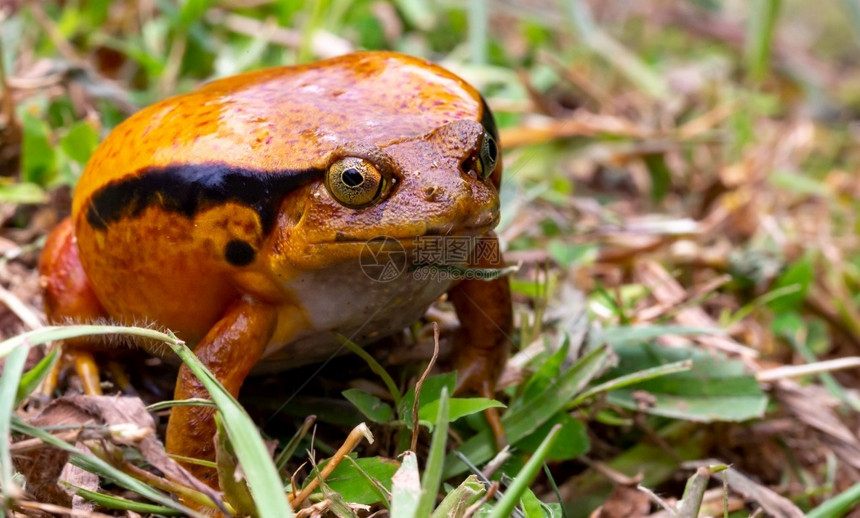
324,219 -> 498,245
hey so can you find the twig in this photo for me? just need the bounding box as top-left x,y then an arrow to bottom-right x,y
637,484 -> 676,515
290,423 -> 373,509
122,462 -> 230,514
9,431 -> 81,453
0,284 -> 43,330
757,357 -> 860,383
410,323 -> 440,453
463,481 -> 499,518
17,500 -> 114,518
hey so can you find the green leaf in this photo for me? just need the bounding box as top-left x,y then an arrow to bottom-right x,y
390,451 -> 420,518
767,255 -> 813,312
179,0 -> 212,27
521,487 -> 546,518
399,372 -> 457,427
515,413 -> 588,461
605,344 -> 768,422
418,397 -> 504,424
643,152 -> 671,203
60,121 -> 100,164
342,389 -> 394,423
0,181 -> 48,204
547,241 -> 598,268
323,456 -> 398,505
517,337 -> 569,407
431,475 -> 485,518
21,110 -> 56,185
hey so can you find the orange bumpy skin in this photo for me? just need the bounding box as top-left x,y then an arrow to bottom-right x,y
40,51 -> 512,486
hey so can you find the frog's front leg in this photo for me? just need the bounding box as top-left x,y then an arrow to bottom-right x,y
165,296 -> 277,487
447,232 -> 512,446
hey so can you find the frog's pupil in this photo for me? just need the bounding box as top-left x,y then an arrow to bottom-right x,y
342,168 -> 363,187
485,137 -> 498,162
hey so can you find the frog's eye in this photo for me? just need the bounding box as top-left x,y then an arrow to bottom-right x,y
326,157 -> 386,208
477,132 -> 499,181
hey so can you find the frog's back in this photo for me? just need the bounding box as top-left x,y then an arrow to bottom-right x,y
72,52 -> 486,223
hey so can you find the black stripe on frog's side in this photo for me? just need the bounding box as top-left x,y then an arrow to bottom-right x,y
85,163 -> 324,234
479,95 -> 499,143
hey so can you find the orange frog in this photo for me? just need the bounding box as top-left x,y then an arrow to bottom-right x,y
39,51 -> 511,486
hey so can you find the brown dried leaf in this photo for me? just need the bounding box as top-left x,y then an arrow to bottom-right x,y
18,394 -> 221,506
59,443 -> 99,513
592,484 -> 651,518
775,380 -> 860,470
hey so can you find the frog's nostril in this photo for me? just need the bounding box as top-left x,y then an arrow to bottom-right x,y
423,185 -> 439,201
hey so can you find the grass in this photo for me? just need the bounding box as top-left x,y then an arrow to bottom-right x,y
2,0 -> 860,516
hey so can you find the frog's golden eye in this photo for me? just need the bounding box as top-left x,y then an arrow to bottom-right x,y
326,157 -> 386,208
477,132 -> 499,181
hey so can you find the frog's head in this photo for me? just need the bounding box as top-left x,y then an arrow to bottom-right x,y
269,115 -> 502,271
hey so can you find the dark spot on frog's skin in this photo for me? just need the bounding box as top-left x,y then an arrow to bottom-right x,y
224,239 -> 256,266
86,162 -> 323,234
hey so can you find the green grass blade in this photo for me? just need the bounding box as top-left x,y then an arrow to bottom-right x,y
745,0 -> 781,83
444,344 -> 611,478
145,398 -> 217,412
16,346 -> 59,405
166,338 -> 293,518
568,359 -> 693,408
468,0 -> 488,65
564,0 -> 667,98
0,325 -> 181,359
68,485 -> 183,515
0,345 -> 28,505
488,424 -> 562,518
416,387 -> 449,516
806,481 -> 860,518
338,335 -> 402,406
276,415 -> 316,476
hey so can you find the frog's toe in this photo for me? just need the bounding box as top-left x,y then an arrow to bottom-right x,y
42,347 -> 103,396
454,360 -> 507,449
